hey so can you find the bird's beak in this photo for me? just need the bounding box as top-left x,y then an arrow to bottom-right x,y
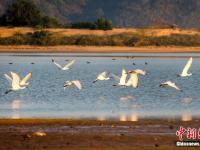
159,85 -> 164,88
63,85 -> 68,90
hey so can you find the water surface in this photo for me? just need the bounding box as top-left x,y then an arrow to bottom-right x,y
0,53 -> 199,120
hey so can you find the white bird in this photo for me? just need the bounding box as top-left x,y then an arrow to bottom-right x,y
126,69 -> 146,88
159,81 -> 181,91
64,80 -> 82,90
179,57 -> 193,77
93,71 -> 110,83
5,72 -> 32,86
111,69 -> 128,86
52,59 -> 75,70
112,69 -> 146,88
127,69 -> 146,76
119,69 -> 128,86
5,72 -> 32,94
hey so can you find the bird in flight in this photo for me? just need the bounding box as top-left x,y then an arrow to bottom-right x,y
126,69 -> 146,88
159,81 -> 181,91
179,57 -> 193,77
93,71 -> 110,83
112,69 -> 146,88
52,59 -> 76,70
64,80 -> 82,90
4,72 -> 32,94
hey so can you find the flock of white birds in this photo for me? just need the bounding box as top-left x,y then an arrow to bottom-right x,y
3,57 -> 193,94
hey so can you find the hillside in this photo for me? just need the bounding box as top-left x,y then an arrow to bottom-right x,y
0,0 -> 200,28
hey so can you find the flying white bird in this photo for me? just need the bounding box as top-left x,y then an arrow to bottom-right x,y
64,80 -> 82,90
111,69 -> 128,86
179,57 -> 193,77
112,69 -> 146,88
93,71 -> 110,83
5,72 -> 32,86
4,72 -> 32,94
126,69 -> 146,88
159,81 -> 181,91
52,59 -> 75,70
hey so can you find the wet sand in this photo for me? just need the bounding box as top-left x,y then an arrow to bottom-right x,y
0,119 -> 199,150
0,45 -> 200,53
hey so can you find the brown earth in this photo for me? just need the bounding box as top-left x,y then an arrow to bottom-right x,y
0,119 -> 199,150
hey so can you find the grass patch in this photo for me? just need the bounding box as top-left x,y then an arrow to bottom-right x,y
0,30 -> 200,47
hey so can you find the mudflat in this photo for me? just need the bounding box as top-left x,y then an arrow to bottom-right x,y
0,119 -> 199,150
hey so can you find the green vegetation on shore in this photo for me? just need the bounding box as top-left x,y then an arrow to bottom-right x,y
0,30 -> 200,47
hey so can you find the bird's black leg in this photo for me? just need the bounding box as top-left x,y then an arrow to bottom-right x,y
5,89 -> 12,95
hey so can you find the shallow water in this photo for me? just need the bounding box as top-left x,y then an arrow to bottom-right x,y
0,53 -> 199,120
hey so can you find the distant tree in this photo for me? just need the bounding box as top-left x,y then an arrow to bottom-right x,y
95,18 -> 112,30
0,0 -> 61,27
71,22 -> 96,29
3,0 -> 41,26
40,16 -> 61,28
69,18 -> 112,30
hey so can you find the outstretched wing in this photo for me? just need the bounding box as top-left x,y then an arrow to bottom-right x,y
100,71 -> 109,78
52,59 -> 63,69
119,69 -> 127,85
126,73 -> 139,88
63,60 -> 76,70
4,73 -> 12,85
134,69 -> 146,75
72,80 -> 82,90
169,82 -> 181,91
20,72 -> 32,86
10,72 -> 21,89
161,81 -> 181,91
111,73 -> 120,82
181,57 -> 192,75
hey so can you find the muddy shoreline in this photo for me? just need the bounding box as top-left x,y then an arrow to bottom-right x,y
0,119 -> 198,150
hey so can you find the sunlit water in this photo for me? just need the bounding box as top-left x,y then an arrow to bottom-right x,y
0,53 -> 200,120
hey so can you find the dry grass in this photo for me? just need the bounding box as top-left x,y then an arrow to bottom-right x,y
0,45 -> 200,53
0,27 -> 200,38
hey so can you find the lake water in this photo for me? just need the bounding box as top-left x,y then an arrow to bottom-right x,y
0,53 -> 200,120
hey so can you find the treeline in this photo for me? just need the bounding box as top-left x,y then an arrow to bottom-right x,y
0,0 -> 112,30
0,30 -> 200,46
69,18 -> 112,30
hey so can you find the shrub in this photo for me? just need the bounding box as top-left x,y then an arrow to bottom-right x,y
69,18 -> 113,30
0,31 -> 200,47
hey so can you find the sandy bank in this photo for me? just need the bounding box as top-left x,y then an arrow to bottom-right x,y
0,45 -> 200,53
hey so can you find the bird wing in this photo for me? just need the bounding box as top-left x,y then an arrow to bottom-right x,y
119,69 -> 127,85
20,72 -> 32,86
134,69 -> 146,75
168,82 -> 181,91
126,73 -> 139,88
63,59 -> 76,69
111,73 -> 120,82
181,57 -> 192,75
72,80 -> 82,90
101,71 -> 109,78
4,73 -> 12,85
10,72 -> 21,89
52,59 -> 63,69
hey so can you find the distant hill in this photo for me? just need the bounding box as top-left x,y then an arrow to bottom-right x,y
0,0 -> 200,28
